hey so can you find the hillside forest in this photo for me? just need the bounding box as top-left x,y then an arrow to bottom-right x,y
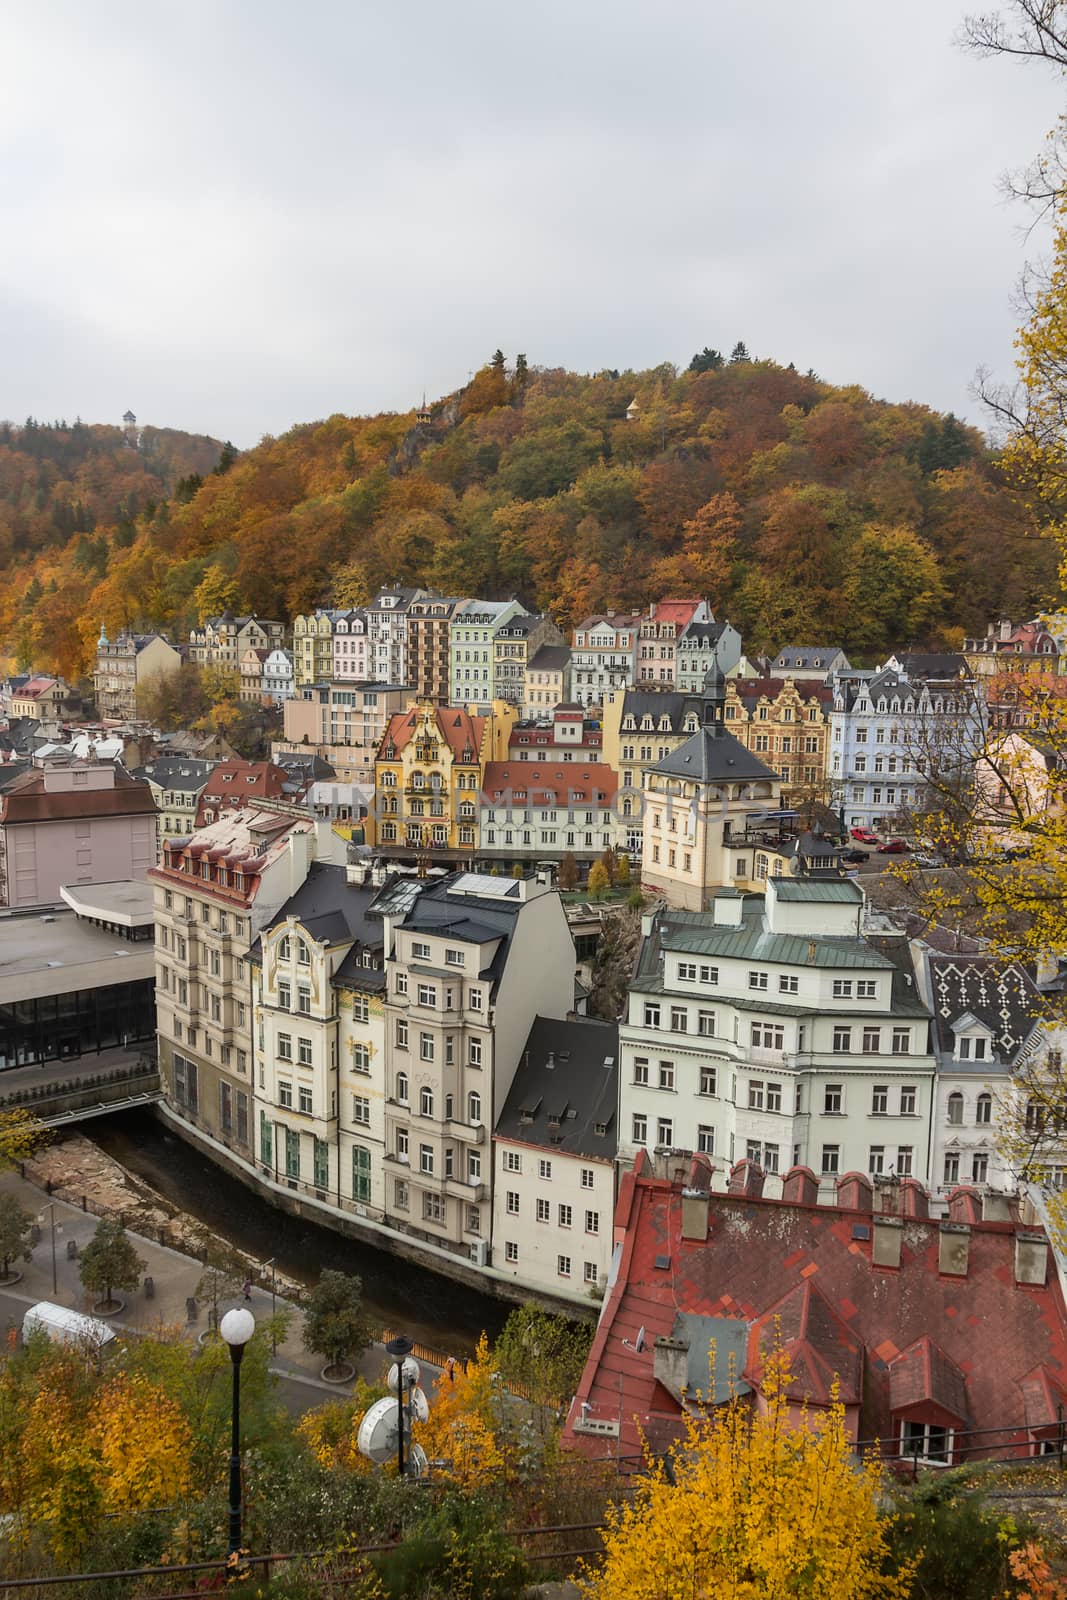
0,353 -> 1057,683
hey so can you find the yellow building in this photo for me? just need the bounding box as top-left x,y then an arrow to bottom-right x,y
369,698 -> 518,861
722,675 -> 832,797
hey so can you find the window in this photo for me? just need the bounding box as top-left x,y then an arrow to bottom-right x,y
766,1081 -> 782,1113
697,1010 -> 716,1038
824,1084 -> 843,1114
657,1117 -> 674,1146
539,1158 -> 553,1180
751,1022 -> 784,1049
869,1145 -> 885,1175
469,987 -> 484,1010
419,1144 -> 434,1175
419,1033 -> 434,1062
779,974 -> 799,994
678,961 -> 697,981
697,1124 -> 715,1154
557,1255 -> 572,1277
298,1038 -> 312,1066
504,1150 -> 521,1173
748,1080 -> 764,1110
699,1064 -> 717,1095
900,1086 -> 916,1116
976,1093 -> 992,1125
832,1026 -> 851,1053
670,1006 -> 688,1033
632,1113 -> 648,1143
352,994 -> 369,1023
901,1419 -> 953,1465
278,1033 -> 292,1060
278,1081 -> 293,1108
417,983 -> 436,1007
644,1003 -> 661,1028
412,941 -> 431,961
959,1035 -> 989,1060
943,1152 -> 960,1185
584,1262 -> 599,1284
260,1110 -> 272,1165
862,1027 -> 881,1053
580,1167 -> 595,1192
872,1084 -> 888,1115
419,1086 -> 434,1117
506,1190 -> 520,1215
352,1095 -> 370,1126
396,1018 -> 408,1049
396,972 -> 408,996
297,938 -> 311,966
832,980 -> 853,998
350,1144 -> 372,1203
892,1027 -> 910,1055
857,980 -> 877,999
821,1144 -> 840,1175
423,1193 -> 444,1224
559,1203 -> 573,1227
279,980 -> 291,1010
446,949 -> 465,967
896,1146 -> 914,1176
972,1153 -> 989,1183
298,1085 -> 313,1115
505,1241 -> 519,1264
536,1197 -> 549,1222
658,1061 -> 675,1090
748,970 -> 768,991
285,1127 -> 301,1179
396,1128 -> 409,1161
352,1043 -> 370,1075
947,1092 -> 964,1126
633,1057 -> 650,1085
297,986 -> 311,1016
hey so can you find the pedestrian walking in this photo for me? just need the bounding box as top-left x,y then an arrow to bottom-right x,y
242,1278 -> 252,1302
445,1355 -> 456,1384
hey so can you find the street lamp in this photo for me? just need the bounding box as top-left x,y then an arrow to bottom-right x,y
220,1307 -> 256,1557
385,1333 -> 414,1478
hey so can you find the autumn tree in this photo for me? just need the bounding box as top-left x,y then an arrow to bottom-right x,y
413,1332 -> 506,1490
586,860 -> 610,901
79,1218 -> 144,1311
579,1354 -> 907,1600
557,851 -> 579,891
0,1192 -> 31,1281
0,1107 -> 46,1169
493,1306 -> 592,1414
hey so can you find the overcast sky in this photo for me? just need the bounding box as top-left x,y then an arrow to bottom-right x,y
1,1 -> 1062,448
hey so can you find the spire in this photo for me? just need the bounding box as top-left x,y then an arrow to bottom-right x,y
701,661 -> 726,728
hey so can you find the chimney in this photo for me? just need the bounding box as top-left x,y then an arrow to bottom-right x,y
1015,1231 -> 1049,1286
947,1186 -> 983,1225
835,1171 -> 874,1213
728,1160 -> 765,1199
782,1165 -> 819,1206
872,1214 -> 903,1269
1000,617 -> 1012,641
681,1187 -> 711,1241
652,1335 -> 690,1400
939,1222 -> 971,1277
898,1178 -> 930,1220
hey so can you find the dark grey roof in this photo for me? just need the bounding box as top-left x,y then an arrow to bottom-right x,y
275,752 -> 336,781
0,759 -> 31,792
651,725 -> 778,783
679,622 -> 727,646
618,689 -> 711,732
528,644 -> 571,672
254,863 -> 386,955
771,646 -> 849,670
892,652 -> 971,681
495,1015 -> 619,1160
397,873 -> 523,988
133,757 -> 217,791
926,953 -> 1042,1063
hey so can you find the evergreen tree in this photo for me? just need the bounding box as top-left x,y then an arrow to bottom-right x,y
688,347 -> 725,373
729,340 -> 751,364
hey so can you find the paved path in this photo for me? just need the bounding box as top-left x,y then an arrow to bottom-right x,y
0,1169 -> 443,1414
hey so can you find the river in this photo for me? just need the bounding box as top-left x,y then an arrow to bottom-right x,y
85,1107 -> 508,1355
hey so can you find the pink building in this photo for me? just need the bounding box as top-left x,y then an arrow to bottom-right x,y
0,763 -> 158,907
332,611 -> 370,680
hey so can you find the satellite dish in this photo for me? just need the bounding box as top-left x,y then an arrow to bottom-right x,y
408,1385 -> 430,1423
408,1443 -> 429,1479
388,1357 -> 421,1392
357,1397 -> 400,1463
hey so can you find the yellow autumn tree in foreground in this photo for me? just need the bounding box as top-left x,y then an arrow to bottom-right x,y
580,1357 -> 907,1600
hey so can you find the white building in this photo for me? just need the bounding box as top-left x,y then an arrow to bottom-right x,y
332,612 -> 370,682
830,655 -> 984,834
449,599 -> 528,710
570,614 -> 642,708
770,646 -> 852,683
675,620 -> 743,694
367,587 -> 427,686
478,760 -> 618,867
493,1015 -> 618,1301
618,878 -> 936,1190
262,648 -> 295,705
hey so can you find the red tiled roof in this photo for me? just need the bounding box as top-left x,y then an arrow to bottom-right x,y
730,677 -> 833,704
1019,1364 -> 1067,1434
380,707 -> 485,760
0,770 -> 156,824
565,1158 -> 1067,1462
198,761 -> 290,814
651,599 -> 702,628
746,1281 -> 863,1407
481,762 -> 618,806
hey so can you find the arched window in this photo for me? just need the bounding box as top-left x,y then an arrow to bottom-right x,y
468,1090 -> 482,1124
297,938 -> 310,965
445,1093 -> 454,1120
396,1071 -> 409,1104
420,1086 -> 434,1117
278,935 -> 291,960
352,1146 -> 371,1203
946,1092 -> 964,1126
976,1092 -> 992,1125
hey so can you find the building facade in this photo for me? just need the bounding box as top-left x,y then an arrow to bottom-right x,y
188,614 -> 286,673
407,596 -> 464,706
0,764 -> 157,907
675,620 -> 744,694
94,631 -> 181,721
133,756 -> 218,847
277,684 -> 412,787
523,645 -> 572,720
637,600 -> 714,687
570,614 -> 642,708
449,599 -> 528,709
367,588 -> 427,686
262,649 -> 295,705
722,676 -> 832,796
493,613 -> 564,707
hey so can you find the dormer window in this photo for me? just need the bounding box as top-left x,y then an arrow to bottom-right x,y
958,1035 -> 989,1061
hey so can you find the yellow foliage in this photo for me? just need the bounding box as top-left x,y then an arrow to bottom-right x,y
90,1372 -> 192,1512
296,1380 -> 384,1472
412,1333 -> 506,1489
0,1107 -> 47,1168
579,1356 -> 907,1600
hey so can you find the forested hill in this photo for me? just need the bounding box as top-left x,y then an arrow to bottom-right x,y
0,358 -> 1057,681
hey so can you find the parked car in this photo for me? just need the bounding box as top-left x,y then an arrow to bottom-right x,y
850,828 -> 879,844
842,849 -> 868,864
913,852 -> 945,868
878,838 -> 909,854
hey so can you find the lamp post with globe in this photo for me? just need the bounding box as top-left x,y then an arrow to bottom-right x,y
220,1307 -> 255,1556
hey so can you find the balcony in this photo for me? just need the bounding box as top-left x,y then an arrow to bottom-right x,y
445,1177 -> 486,1202
447,1119 -> 485,1145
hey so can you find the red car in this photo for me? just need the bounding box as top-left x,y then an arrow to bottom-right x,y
878,838 -> 909,854
850,828 -> 879,845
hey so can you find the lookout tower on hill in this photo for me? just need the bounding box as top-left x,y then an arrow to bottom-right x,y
415,395 -> 432,426
122,410 -> 138,445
